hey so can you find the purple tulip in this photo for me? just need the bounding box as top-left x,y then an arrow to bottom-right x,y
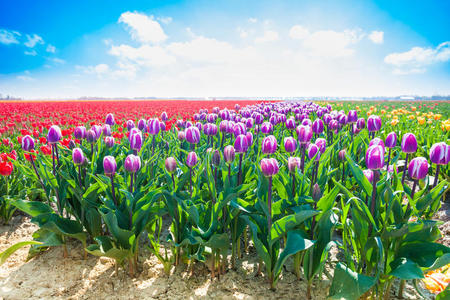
401,133 -> 417,153
105,113 -> 115,126
212,150 -> 221,166
186,151 -> 198,168
137,119 -> 147,131
177,130 -> 186,141
408,157 -> 429,180
103,156 -> 117,176
296,125 -> 313,144
312,119 -> 324,134
126,120 -> 135,131
148,119 -> 161,135
102,124 -> 111,137
369,138 -> 385,152
105,136 -> 115,148
429,142 -> 449,165
302,118 -> 312,127
219,120 -> 229,133
367,115 -> 382,132
262,135 -> 277,154
124,154 -> 141,173
130,131 -> 143,152
260,158 -> 280,177
347,110 -> 358,123
261,122 -> 272,134
366,145 -> 384,170
363,169 -> 374,183
356,118 -> 366,130
233,123 -> 246,137
185,126 -> 200,144
86,129 -> 97,144
385,132 -> 397,148
284,137 -> 297,153
72,148 -> 85,165
165,157 -> 177,173
47,125 -> 62,144
315,138 -> 326,154
161,111 -> 168,122
246,131 -> 254,147
74,126 -> 86,140
224,145 -> 236,163
22,135 -> 35,151
288,157 -> 301,173
286,118 -> 296,130
234,134 -> 249,153
307,144 -> 320,161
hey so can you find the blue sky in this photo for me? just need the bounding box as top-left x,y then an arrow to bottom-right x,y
0,0 -> 449,98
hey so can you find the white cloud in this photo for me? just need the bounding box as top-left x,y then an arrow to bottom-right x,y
0,29 -> 21,45
24,50 -> 37,56
17,71 -> 34,81
302,29 -> 363,57
51,58 -> 65,64
157,16 -> 172,24
384,41 -> 450,74
248,18 -> 257,23
289,25 -> 309,40
24,34 -> 44,48
46,44 -> 56,53
119,11 -> 167,44
237,27 -> 248,38
254,30 -> 279,43
368,31 -> 384,44
109,44 -> 176,66
76,64 -> 110,77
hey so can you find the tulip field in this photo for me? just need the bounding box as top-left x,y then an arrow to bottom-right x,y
0,99 -> 449,299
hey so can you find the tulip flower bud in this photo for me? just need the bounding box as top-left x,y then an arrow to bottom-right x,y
246,131 -> 253,146
74,126 -> 86,139
212,150 -> 221,166
401,133 -> 418,153
105,113 -> 115,126
148,119 -> 161,135
385,132 -> 397,148
367,115 -> 382,132
288,157 -> 301,173
129,128 -> 139,141
369,138 -> 385,152
296,125 -> 313,144
86,129 -> 97,144
185,126 -> 200,144
234,134 -> 249,153
137,119 -> 147,131
366,145 -> 384,170
363,169 -> 374,183
262,135 -> 277,154
261,122 -> 272,134
260,158 -> 279,177
219,120 -> 229,133
284,137 -> 297,153
161,111 -> 168,122
105,136 -> 115,148
312,119 -> 324,134
302,119 -> 312,127
160,122 -> 166,132
165,157 -> 177,173
47,125 -> 62,144
186,151 -> 198,167
124,154 -> 141,173
177,130 -> 186,141
307,144 -> 320,161
92,125 -> 102,139
224,145 -> 235,163
347,110 -> 358,123
356,118 -> 365,130
103,155 -> 117,176
21,135 -> 35,151
429,142 -> 449,165
130,131 -> 143,151
338,149 -> 346,161
102,124 -> 111,137
408,157 -> 429,180
285,118 -> 296,130
315,138 -> 326,154
72,148 -> 85,165
233,123 -> 246,137
126,120 -> 135,131
312,184 -> 322,201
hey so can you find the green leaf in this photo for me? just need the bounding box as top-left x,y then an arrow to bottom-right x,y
269,210 -> 318,247
345,154 -> 373,196
13,200 -> 53,217
396,242 -> 450,269
0,241 -> 42,265
272,231 -> 314,285
329,263 -> 376,300
389,258 -> 424,280
86,236 -> 130,263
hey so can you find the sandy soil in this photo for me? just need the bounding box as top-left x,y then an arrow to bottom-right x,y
0,210 -> 441,300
